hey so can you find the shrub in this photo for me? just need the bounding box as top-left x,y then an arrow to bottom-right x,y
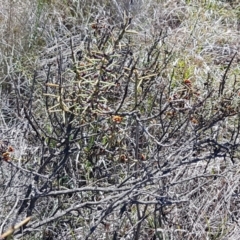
0,0 -> 239,239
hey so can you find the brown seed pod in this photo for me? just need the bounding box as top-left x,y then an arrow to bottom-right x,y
112,115 -> 123,123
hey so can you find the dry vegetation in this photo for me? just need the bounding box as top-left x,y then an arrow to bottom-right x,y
0,0 -> 239,239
